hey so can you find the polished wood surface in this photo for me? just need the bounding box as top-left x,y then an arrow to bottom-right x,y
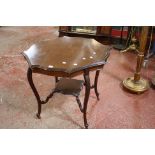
23,36 -> 110,76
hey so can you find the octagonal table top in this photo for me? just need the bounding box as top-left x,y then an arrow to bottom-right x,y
22,36 -> 111,75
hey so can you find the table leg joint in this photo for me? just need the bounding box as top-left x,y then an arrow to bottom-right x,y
41,90 -> 56,104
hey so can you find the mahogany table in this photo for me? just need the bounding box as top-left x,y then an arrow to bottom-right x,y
22,36 -> 111,128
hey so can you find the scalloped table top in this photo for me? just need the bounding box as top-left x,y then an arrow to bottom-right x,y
22,36 -> 111,74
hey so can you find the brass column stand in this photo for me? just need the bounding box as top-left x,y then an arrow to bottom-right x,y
122,26 -> 150,93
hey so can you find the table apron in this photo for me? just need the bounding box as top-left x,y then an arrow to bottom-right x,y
31,65 -> 104,78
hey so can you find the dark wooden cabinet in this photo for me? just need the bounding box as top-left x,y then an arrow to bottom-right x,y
59,26 -> 112,36
58,26 -> 134,45
59,26 -> 112,44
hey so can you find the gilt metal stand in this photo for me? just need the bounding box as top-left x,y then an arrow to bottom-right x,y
122,27 -> 150,93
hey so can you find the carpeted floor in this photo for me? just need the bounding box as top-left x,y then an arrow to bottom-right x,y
0,26 -> 155,128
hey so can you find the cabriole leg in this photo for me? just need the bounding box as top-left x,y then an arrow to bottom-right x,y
27,68 -> 42,119
94,70 -> 100,100
83,70 -> 91,129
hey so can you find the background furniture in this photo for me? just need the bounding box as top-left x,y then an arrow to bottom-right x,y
59,26 -> 112,44
59,26 -> 129,45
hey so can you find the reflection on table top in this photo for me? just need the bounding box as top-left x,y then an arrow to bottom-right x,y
23,36 -> 111,74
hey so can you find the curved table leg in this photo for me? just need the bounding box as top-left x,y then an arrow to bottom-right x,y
94,70 -> 100,100
27,68 -> 42,119
83,70 -> 91,129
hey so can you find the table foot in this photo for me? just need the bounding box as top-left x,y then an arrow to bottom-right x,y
36,113 -> 41,119
84,122 -> 89,129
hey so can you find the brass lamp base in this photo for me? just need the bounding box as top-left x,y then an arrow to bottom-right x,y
123,77 -> 150,93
